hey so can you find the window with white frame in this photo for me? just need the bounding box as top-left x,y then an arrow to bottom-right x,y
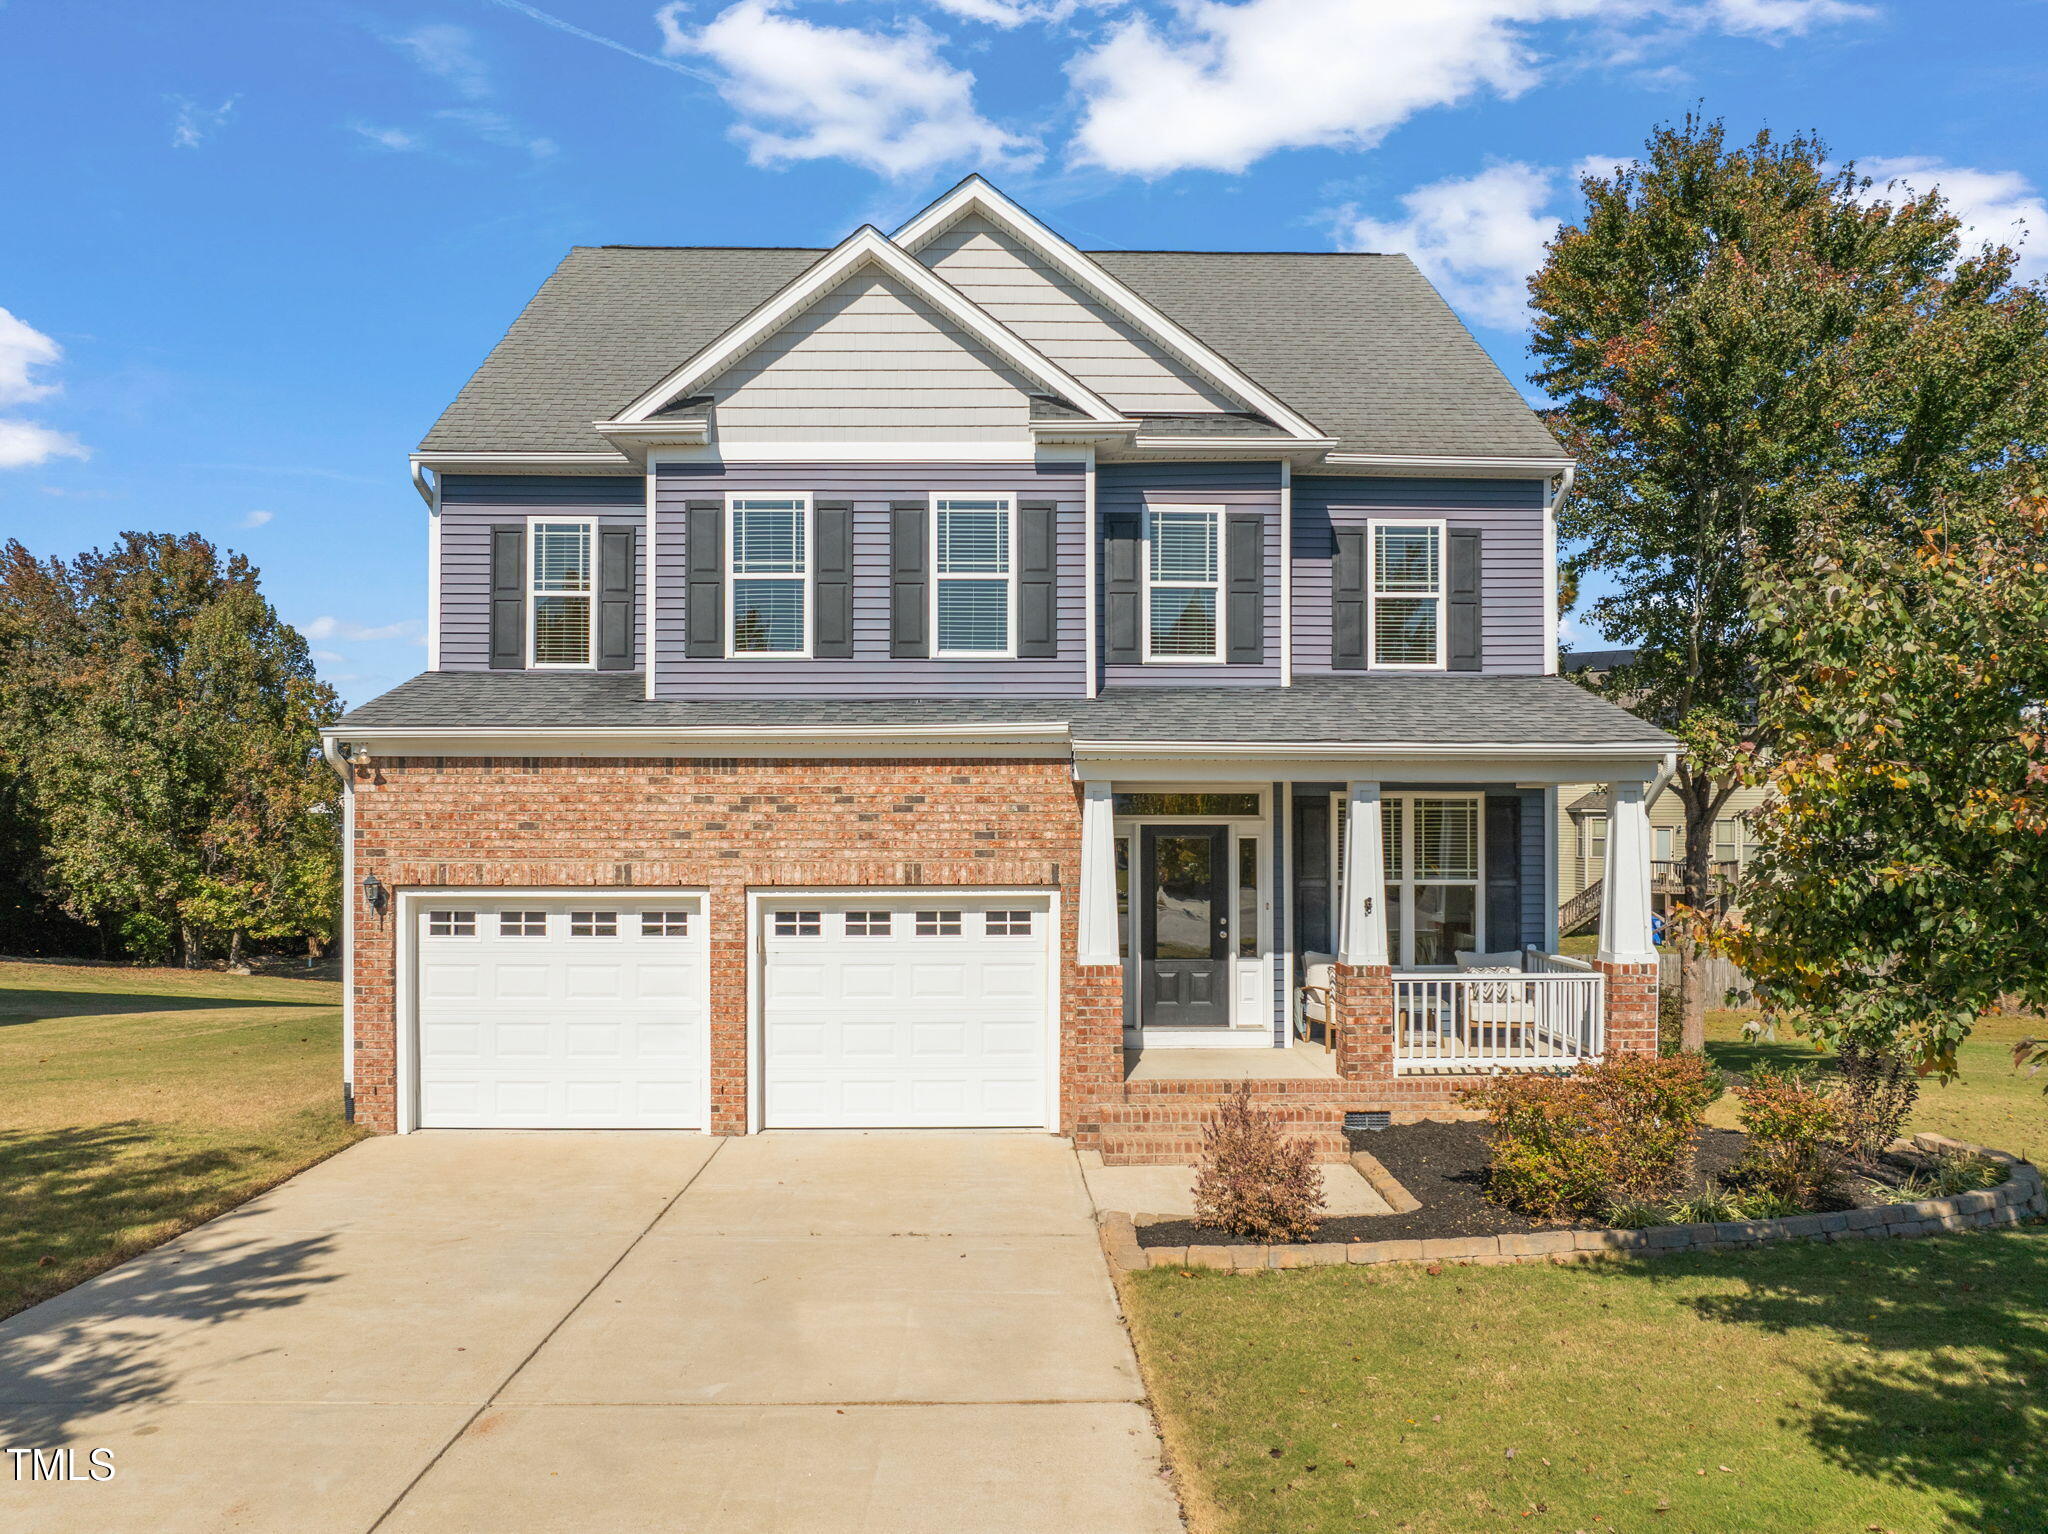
933,496 -> 1013,656
1145,507 -> 1223,660
530,520 -> 594,667
729,497 -> 808,654
1369,523 -> 1444,668
1333,792 -> 1482,967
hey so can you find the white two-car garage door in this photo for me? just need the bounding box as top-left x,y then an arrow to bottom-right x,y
415,896 -> 707,1129
760,895 -> 1054,1129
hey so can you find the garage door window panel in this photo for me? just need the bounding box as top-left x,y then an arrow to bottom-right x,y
427,911 -> 476,938
500,911 -> 547,937
569,910 -> 619,937
641,911 -> 691,937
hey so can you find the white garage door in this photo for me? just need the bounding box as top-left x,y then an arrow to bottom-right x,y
415,896 -> 708,1129
760,896 -> 1053,1129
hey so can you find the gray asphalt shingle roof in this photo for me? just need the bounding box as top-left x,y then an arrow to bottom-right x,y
333,672 -> 1671,750
418,245 -> 1562,462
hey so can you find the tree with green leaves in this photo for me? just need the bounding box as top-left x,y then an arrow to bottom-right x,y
1530,114 -> 2048,1050
1724,484 -> 2048,1146
0,532 -> 340,966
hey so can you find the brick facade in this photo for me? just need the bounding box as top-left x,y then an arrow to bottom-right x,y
346,754 -> 1121,1135
1594,959 -> 1661,1058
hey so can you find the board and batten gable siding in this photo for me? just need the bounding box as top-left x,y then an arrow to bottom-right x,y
437,475 -> 646,670
1291,476 -> 1547,675
1097,460 -> 1282,688
705,268 -> 1039,445
917,214 -> 1242,417
651,460 -> 1087,698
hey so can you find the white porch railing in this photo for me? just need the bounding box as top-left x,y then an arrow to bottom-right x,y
1392,967 -> 1605,1072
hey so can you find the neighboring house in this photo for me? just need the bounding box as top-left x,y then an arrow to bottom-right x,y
1554,650 -> 1764,936
322,178 -> 1675,1161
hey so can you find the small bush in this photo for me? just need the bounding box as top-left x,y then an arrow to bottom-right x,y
1670,1184 -> 1743,1224
1732,1065 -> 1849,1208
1607,1199 -> 1674,1229
1734,1188 -> 1802,1219
1466,1053 -> 1721,1221
1880,1149 -> 2005,1202
1192,1083 -> 1325,1242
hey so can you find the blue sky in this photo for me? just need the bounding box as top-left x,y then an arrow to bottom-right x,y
3,0 -> 2044,706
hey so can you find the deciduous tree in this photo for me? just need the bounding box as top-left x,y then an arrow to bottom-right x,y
1531,115 -> 2048,1048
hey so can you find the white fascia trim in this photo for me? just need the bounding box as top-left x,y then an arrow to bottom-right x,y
648,440 -> 1045,464
1318,453 -> 1575,480
607,226 -> 1128,428
411,451 -> 635,474
1129,436 -> 1336,453
321,722 -> 1074,757
893,177 -> 1328,444
1072,740 -> 1676,760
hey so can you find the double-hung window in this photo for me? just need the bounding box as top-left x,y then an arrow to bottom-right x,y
1333,792 -> 1482,967
1145,507 -> 1222,661
729,497 -> 808,655
1369,522 -> 1444,669
529,520 -> 594,667
933,496 -> 1013,656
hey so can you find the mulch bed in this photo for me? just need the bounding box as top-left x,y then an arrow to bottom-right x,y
1134,1119 -> 1753,1247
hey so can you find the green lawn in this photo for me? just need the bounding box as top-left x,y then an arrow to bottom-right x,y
1125,1005 -> 2048,1534
0,960 -> 363,1318
1126,1229 -> 2047,1534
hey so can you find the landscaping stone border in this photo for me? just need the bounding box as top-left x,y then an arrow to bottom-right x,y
1098,1133 -> 2045,1274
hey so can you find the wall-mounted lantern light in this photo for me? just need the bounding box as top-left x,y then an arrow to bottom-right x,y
361,873 -> 388,916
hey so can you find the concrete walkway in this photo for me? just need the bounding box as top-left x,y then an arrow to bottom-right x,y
0,1133 -> 1184,1534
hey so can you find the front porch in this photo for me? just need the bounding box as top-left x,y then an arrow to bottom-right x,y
1070,759 -> 1668,1163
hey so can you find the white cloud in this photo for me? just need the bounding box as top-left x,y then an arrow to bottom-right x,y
310,649 -> 347,665
436,108 -> 558,160
299,616 -> 424,643
351,122 -> 422,152
1861,156 -> 2047,279
0,309 -> 85,469
169,96 -> 236,149
920,0 -> 1098,25
0,308 -> 61,407
241,509 -> 274,528
1704,0 -> 1873,36
0,421 -> 87,470
393,24 -> 493,98
1067,0 -> 1871,177
658,0 -> 1035,178
1335,162 -> 1561,329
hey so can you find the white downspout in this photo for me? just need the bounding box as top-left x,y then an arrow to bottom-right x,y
1544,464 -> 1576,675
321,735 -> 355,1117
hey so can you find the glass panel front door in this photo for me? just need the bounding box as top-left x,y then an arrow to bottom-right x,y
1140,824 -> 1231,1028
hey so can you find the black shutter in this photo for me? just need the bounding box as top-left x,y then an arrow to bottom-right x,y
1448,528 -> 1482,672
813,500 -> 853,659
488,524 -> 525,670
1226,512 -> 1264,665
1102,511 -> 1141,665
1485,793 -> 1523,952
596,525 -> 635,671
685,499 -> 723,659
890,500 -> 928,658
1017,499 -> 1058,658
1331,526 -> 1366,670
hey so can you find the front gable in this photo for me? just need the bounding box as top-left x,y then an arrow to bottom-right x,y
705,264 -> 1044,445
919,214 -> 1244,416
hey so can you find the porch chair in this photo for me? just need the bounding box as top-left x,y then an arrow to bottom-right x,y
1455,949 -> 1534,1059
1296,951 -> 1336,1052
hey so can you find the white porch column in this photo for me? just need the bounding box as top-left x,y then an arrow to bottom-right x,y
1077,780 -> 1120,965
1597,780 -> 1658,963
1337,780 -> 1388,967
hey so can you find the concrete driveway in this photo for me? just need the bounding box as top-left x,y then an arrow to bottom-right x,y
0,1133 -> 1184,1534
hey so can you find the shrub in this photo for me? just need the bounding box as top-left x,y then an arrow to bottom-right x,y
1608,1199 -> 1674,1229
1465,1053 -> 1721,1221
1191,1083 -> 1325,1242
1880,1148 -> 2005,1202
1834,1041 -> 1921,1162
1732,1065 -> 1849,1207
1670,1184 -> 1743,1224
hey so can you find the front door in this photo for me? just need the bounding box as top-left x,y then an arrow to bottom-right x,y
1139,824 -> 1231,1028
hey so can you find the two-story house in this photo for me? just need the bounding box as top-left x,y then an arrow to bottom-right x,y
322,178 -> 1675,1161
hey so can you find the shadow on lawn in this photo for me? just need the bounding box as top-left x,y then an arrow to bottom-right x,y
1670,1227 -> 2048,1534
1703,1035 -> 1837,1077
0,1123 -> 339,1437
0,987 -> 326,1027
